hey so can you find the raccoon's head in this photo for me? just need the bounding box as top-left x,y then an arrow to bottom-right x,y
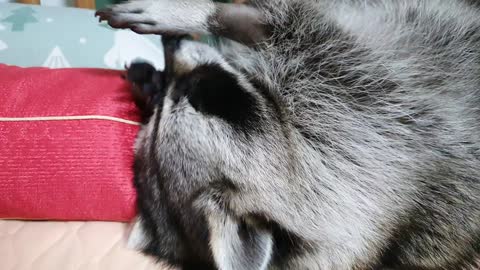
127,38 -> 298,270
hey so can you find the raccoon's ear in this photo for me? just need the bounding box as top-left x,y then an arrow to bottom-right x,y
207,212 -> 273,270
177,63 -> 260,127
127,216 -> 149,250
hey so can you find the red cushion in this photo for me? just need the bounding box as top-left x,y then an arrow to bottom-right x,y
0,64 -> 140,221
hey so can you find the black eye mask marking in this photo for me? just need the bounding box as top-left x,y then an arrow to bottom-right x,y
165,62 -> 262,134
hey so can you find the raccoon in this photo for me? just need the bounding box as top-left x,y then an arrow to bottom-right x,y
96,0 -> 480,269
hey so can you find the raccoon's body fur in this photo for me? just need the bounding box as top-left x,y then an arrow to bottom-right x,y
97,0 -> 480,269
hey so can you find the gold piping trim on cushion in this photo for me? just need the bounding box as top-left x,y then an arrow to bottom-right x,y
0,115 -> 141,126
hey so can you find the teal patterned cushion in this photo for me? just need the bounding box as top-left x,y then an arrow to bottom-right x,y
0,3 -> 164,69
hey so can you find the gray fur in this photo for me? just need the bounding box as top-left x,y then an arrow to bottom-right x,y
98,0 -> 480,269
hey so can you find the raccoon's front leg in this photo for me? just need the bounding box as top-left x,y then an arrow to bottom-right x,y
95,0 -> 267,45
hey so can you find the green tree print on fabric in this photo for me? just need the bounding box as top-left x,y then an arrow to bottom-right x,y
2,7 -> 38,32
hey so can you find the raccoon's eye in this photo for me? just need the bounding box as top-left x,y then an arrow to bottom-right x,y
176,63 -> 260,128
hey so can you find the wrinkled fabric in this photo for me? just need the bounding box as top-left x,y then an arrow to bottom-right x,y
0,220 -> 168,270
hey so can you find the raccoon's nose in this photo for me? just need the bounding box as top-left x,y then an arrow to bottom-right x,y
126,62 -> 155,83
126,62 -> 166,104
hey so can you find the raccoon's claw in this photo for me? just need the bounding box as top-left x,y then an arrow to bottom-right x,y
94,9 -> 108,21
96,8 -> 135,29
95,9 -> 117,24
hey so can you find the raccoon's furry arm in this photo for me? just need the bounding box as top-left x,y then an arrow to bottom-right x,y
95,0 -> 268,46
211,3 -> 267,46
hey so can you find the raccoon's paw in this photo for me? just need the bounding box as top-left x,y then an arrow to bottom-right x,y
126,62 -> 165,119
95,3 -> 160,34
95,0 -> 214,35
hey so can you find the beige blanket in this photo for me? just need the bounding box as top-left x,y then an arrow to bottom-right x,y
0,220 -> 170,270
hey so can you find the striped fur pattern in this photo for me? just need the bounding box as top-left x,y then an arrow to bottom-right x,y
97,1 -> 480,269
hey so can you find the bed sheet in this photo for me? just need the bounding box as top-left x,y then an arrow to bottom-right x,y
0,220 -> 172,270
